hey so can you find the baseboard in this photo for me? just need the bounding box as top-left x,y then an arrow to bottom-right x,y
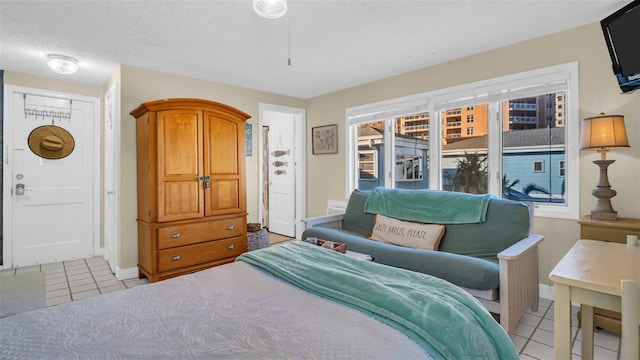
539,283 -> 554,301
115,266 -> 139,280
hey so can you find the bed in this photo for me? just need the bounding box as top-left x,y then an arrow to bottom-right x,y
0,241 -> 518,359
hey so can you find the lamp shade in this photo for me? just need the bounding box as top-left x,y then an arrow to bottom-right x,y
253,0 -> 287,19
580,113 -> 629,149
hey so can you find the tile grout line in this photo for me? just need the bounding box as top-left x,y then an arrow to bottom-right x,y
518,300 -> 553,357
61,261 -> 73,301
84,258 -> 103,296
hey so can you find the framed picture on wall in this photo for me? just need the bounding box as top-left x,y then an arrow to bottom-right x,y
312,124 -> 338,154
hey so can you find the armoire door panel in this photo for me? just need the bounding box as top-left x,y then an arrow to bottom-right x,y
157,109 -> 204,222
207,179 -> 240,214
161,181 -> 204,221
159,110 -> 202,176
205,114 -> 240,175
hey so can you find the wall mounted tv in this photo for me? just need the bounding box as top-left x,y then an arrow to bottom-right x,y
601,0 -> 640,93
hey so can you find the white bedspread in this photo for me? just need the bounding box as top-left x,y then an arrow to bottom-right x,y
0,262 -> 431,359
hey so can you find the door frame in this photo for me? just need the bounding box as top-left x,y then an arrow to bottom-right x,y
257,103 -> 306,239
2,85 -> 101,269
103,82 -> 119,273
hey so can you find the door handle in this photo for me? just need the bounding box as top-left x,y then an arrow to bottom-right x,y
15,184 -> 32,196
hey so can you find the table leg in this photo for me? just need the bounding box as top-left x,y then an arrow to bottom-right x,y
554,283 -> 572,359
581,305 -> 594,360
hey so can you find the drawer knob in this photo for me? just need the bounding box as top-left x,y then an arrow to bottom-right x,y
226,225 -> 235,230
171,233 -> 181,239
227,244 -> 235,250
172,255 -> 181,261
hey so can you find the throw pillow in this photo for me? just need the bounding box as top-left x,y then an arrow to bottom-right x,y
369,214 -> 445,251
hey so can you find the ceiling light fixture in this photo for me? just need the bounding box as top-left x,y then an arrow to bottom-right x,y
47,54 -> 78,75
253,0 -> 287,19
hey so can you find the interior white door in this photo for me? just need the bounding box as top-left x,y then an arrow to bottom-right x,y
266,111 -> 296,237
10,92 -> 95,267
103,83 -> 118,273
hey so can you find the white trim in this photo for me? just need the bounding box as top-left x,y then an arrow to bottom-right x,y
257,103 -> 306,239
115,266 -> 139,280
103,82 -> 120,272
2,85 -> 101,269
539,282 -> 554,301
92,91 -> 101,256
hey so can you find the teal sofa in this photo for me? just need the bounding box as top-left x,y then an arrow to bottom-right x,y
302,189 -> 544,335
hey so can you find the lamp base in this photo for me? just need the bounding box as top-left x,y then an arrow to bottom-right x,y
590,210 -> 618,221
590,159 -> 618,221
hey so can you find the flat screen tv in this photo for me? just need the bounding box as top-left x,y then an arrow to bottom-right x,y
601,0 -> 640,93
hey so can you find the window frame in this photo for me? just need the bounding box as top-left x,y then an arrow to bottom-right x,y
533,160 -> 544,173
345,62 -> 579,220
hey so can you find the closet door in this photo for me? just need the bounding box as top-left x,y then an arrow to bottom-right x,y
203,111 -> 246,216
157,109 -> 204,222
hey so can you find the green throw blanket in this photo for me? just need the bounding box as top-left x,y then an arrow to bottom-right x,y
237,242 -> 518,360
364,187 -> 495,224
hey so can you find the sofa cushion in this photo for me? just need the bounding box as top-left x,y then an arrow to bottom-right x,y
369,214 -> 445,251
302,227 -> 499,290
342,189 -> 375,236
438,198 -> 530,262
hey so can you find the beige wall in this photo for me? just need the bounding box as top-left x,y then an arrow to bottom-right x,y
305,22 -> 640,285
5,72 -> 103,98
5,22 -> 639,282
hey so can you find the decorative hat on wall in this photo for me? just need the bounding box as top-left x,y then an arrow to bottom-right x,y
28,125 -> 75,159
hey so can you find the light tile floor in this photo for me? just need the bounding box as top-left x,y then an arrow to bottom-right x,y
1,257 -> 148,307
1,232 -> 623,359
512,297 -> 621,359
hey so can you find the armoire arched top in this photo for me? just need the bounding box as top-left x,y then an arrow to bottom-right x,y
130,98 -> 251,121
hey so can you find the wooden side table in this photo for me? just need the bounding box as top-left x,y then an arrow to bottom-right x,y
577,215 -> 640,334
549,240 -> 640,359
578,215 -> 640,244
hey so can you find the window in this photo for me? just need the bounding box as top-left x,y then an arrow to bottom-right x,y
467,114 -> 475,123
533,161 -> 544,172
358,150 -> 377,181
346,62 -> 579,219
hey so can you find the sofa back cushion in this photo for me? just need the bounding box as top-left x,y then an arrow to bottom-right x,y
438,197 -> 530,261
342,189 -> 375,236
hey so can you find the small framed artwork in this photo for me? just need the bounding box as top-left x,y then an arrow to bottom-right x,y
312,124 -> 338,154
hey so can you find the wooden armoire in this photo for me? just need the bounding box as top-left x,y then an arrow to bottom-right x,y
130,98 -> 250,282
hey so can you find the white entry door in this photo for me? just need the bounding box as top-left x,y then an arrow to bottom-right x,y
266,111 -> 296,237
6,88 -> 97,267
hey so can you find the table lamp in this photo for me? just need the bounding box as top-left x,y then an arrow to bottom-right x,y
580,113 -> 629,221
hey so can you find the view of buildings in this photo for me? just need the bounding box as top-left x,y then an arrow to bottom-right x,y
358,92 -> 567,203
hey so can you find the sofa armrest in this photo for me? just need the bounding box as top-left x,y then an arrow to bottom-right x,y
497,233 -> 544,260
497,233 -> 544,334
302,213 -> 345,230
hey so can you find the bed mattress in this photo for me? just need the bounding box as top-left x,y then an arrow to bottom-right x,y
0,261 -> 430,359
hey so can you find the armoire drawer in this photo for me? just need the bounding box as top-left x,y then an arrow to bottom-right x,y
158,236 -> 245,272
157,217 -> 244,249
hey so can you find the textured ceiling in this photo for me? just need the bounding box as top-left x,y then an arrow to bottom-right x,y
0,0 -> 630,99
